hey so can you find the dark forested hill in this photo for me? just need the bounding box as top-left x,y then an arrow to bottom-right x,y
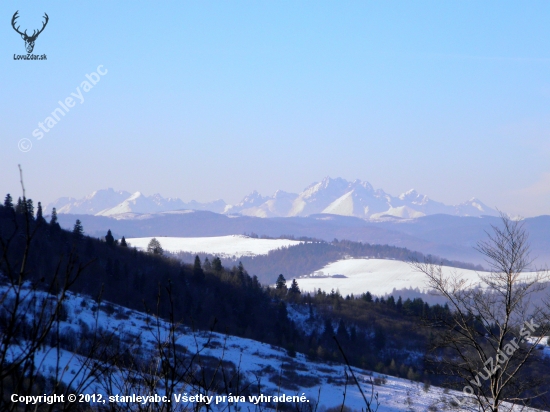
172,238 -> 483,284
1,200 -> 435,379
55,211 -> 550,267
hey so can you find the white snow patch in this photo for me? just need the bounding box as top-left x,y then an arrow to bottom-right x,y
125,235 -> 302,258
292,259 -> 483,296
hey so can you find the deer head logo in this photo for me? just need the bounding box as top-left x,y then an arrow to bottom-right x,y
11,11 -> 49,54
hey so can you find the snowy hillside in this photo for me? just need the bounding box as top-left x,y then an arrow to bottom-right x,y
2,281 -> 543,412
125,235 -> 303,258
290,258 -> 538,297
290,258 -> 477,296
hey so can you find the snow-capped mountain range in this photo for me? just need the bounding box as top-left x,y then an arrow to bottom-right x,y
47,177 -> 497,220
48,188 -> 227,216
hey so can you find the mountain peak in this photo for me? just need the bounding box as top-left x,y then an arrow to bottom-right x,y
455,198 -> 493,215
352,179 -> 374,191
399,189 -> 418,199
47,178 -> 498,220
128,191 -> 143,200
242,190 -> 267,202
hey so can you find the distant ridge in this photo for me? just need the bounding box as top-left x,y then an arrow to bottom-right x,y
47,177 -> 498,220
47,189 -> 227,216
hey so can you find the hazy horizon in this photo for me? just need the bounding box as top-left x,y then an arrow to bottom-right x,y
2,1 -> 550,217
36,176 -> 525,217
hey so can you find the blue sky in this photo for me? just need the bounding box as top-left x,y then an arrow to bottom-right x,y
1,1 -> 550,216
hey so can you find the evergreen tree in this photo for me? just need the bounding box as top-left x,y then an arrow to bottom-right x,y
50,208 -> 59,225
275,274 -> 287,290
50,208 -> 61,231
73,219 -> 84,239
193,255 -> 204,279
212,256 -> 222,271
289,279 -> 301,295
203,257 -> 212,272
105,230 -> 115,246
36,202 -> 45,223
120,236 -> 128,247
238,261 -> 245,277
423,302 -> 430,318
147,238 -> 164,256
363,291 -> 373,302
336,319 -> 349,341
15,197 -> 24,214
3,194 -> 13,208
26,199 -> 34,219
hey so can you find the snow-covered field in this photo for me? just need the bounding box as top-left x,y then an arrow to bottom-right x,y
125,235 -> 302,258
290,258 -> 486,297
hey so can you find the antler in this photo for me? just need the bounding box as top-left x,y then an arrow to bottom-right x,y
11,11 -> 27,37
31,13 -> 49,39
12,11 -> 49,40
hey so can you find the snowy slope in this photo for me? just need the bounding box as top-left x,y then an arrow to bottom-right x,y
223,190 -> 271,215
3,281 -> 543,412
321,182 -> 390,219
96,192 -> 226,216
290,258 -> 537,297
226,190 -> 298,218
52,189 -> 131,214
125,235 -> 302,258
96,191 -> 158,215
454,197 -> 495,216
289,177 -> 355,216
370,205 -> 426,219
